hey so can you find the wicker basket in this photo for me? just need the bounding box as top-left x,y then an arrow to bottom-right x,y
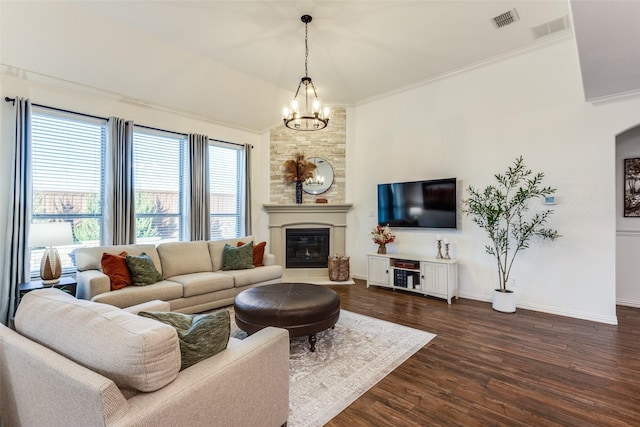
328,255 -> 350,281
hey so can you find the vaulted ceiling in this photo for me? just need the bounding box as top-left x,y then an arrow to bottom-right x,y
5,1 -> 639,132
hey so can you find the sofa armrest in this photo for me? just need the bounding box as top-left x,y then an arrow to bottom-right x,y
114,327 -> 290,427
263,253 -> 276,266
123,300 -> 171,314
0,324 -> 129,427
75,270 -> 110,300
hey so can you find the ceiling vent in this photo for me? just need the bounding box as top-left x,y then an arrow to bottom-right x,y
531,15 -> 571,39
492,9 -> 520,28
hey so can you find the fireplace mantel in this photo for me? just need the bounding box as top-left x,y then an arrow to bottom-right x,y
263,203 -> 353,215
263,203 -> 353,282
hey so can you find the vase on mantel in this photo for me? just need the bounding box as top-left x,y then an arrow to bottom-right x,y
295,181 -> 303,204
377,243 -> 387,254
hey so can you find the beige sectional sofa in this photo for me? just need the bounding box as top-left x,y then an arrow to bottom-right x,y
0,289 -> 290,426
75,236 -> 282,313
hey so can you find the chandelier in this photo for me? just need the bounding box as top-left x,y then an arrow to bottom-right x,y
282,15 -> 330,131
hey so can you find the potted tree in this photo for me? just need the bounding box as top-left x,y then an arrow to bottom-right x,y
463,156 -> 560,312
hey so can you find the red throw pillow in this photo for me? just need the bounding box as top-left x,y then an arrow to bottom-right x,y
102,251 -> 132,290
237,241 -> 267,267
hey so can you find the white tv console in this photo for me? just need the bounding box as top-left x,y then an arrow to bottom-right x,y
367,253 -> 458,304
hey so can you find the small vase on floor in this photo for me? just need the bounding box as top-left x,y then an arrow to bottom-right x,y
377,243 -> 386,254
295,181 -> 303,204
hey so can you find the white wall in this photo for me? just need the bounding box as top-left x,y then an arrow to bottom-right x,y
616,126 -> 640,307
347,38 -> 640,324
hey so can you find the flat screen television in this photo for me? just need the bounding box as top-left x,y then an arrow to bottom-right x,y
377,178 -> 457,229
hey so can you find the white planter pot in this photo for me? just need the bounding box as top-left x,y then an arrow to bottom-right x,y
492,289 -> 516,313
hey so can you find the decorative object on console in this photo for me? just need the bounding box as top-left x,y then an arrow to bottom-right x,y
435,234 -> 443,259
371,224 -> 395,254
282,15 -> 330,131
315,198 -> 328,203
463,156 -> 560,313
28,222 -> 74,284
444,239 -> 451,260
283,153 -> 317,204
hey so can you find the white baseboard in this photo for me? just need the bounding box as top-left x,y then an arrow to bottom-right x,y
616,298 -> 640,308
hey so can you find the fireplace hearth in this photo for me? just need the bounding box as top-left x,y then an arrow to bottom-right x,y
286,228 -> 330,269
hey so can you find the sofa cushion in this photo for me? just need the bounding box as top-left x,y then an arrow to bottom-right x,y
101,251 -> 132,290
223,264 -> 284,288
91,280 -> 184,309
126,253 -> 163,286
208,237 -> 253,271
138,310 -> 230,370
157,241 -> 213,279
15,288 -> 181,393
76,244 -> 161,274
222,243 -> 254,271
238,241 -> 267,267
165,271 -> 235,298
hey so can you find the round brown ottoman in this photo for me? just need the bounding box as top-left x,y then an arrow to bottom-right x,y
234,283 -> 340,352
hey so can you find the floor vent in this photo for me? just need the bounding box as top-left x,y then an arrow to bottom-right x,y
531,15 -> 571,39
492,8 -> 520,28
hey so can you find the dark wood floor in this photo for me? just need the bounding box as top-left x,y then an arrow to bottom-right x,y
323,279 -> 640,427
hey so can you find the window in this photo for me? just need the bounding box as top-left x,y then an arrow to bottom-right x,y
30,109 -> 106,277
132,127 -> 187,243
209,141 -> 245,239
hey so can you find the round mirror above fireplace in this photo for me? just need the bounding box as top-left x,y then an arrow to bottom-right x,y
302,157 -> 334,195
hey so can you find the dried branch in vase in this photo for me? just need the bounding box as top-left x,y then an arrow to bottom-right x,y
283,154 -> 317,183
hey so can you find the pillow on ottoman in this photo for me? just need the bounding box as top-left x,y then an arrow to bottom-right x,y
138,310 -> 230,370
15,288 -> 180,392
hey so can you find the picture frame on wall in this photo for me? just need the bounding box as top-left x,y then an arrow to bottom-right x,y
624,157 -> 640,217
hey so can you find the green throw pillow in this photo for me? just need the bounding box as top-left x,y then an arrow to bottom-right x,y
125,253 -> 162,286
222,242 -> 255,271
138,310 -> 230,370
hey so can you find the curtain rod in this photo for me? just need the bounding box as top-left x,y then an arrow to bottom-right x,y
5,96 -> 251,148
5,96 -> 106,121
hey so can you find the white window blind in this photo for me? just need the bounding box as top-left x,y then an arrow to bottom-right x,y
30,108 -> 106,277
132,128 -> 186,243
209,141 -> 244,239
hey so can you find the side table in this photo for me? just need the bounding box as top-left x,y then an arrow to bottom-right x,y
18,276 -> 77,303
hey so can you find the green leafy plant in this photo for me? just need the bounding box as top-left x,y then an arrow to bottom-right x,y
463,156 -> 560,292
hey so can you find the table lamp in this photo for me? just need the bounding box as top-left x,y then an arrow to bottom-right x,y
28,222 -> 74,284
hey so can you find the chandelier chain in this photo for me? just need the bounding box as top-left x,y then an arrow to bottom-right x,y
304,21 -> 309,78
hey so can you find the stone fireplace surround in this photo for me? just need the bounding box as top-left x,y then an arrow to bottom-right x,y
263,203 -> 353,284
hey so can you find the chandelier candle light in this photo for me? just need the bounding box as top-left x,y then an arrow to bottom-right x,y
282,15 -> 330,131
371,224 -> 396,254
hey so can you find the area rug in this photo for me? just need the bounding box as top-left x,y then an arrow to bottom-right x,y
229,309 -> 436,427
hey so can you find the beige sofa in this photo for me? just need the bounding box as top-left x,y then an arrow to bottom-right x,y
75,236 -> 282,313
0,289 -> 290,427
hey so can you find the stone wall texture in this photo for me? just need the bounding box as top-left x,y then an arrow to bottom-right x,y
270,107 -> 346,204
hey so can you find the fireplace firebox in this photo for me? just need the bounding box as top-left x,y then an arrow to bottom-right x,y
286,228 -> 330,269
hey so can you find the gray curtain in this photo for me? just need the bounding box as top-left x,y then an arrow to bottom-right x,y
104,117 -> 135,245
188,133 -> 210,241
243,144 -> 252,236
1,98 -> 32,325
